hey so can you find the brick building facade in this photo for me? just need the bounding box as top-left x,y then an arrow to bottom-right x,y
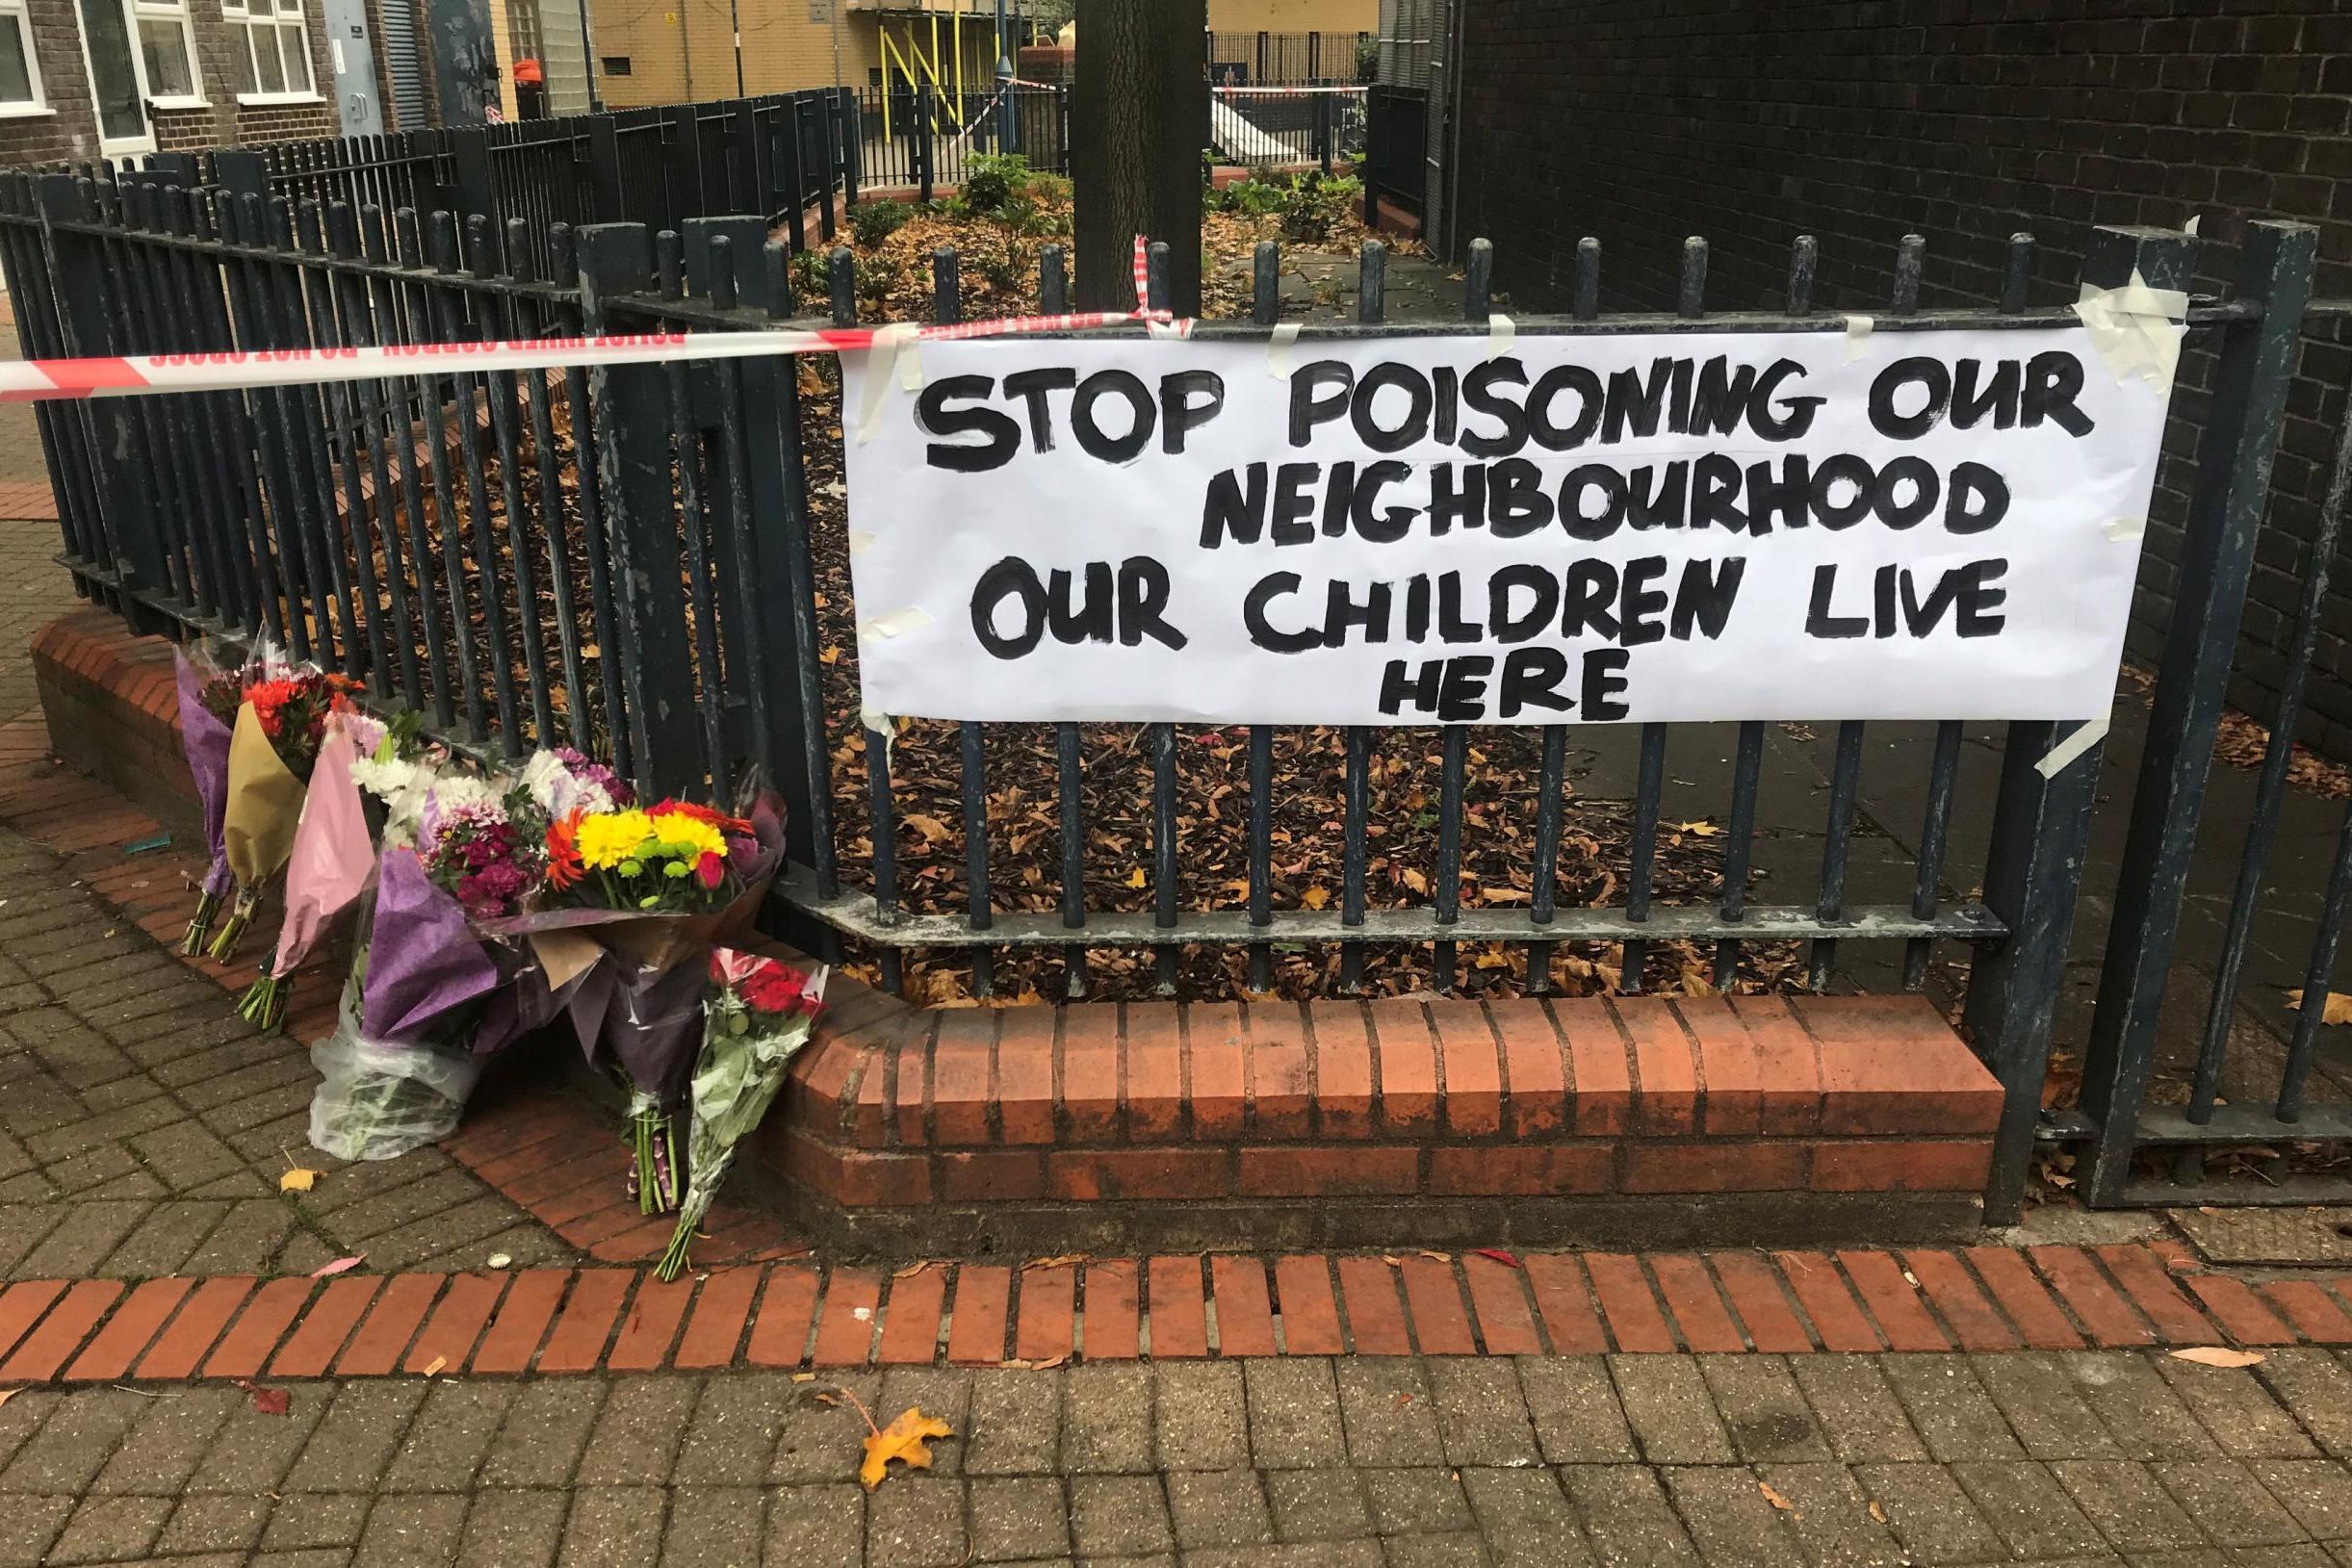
1444,1 -> 2352,753
0,0 -> 416,167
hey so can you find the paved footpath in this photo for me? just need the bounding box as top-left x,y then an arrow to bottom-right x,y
12,525 -> 2352,1560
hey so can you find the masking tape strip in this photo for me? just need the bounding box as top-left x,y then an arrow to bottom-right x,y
2036,715 -> 2110,780
858,701 -> 895,765
2073,268 -> 2189,393
858,604 -> 933,641
854,322 -> 921,445
848,530 -> 877,555
1266,321 -> 1301,379
2184,215 -> 2202,237
1486,312 -> 1515,363
2103,516 -> 2146,542
1844,314 -> 1874,362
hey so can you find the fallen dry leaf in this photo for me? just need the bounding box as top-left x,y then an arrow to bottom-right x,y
2287,989 -> 2352,1026
892,1261 -> 937,1279
861,1406 -> 954,1490
1418,1249 -> 1452,1263
1757,1479 -> 1800,1516
791,1373 -> 816,1383
1124,866 -> 1147,889
2169,1347 -> 2266,1368
1673,820 -> 1722,836
1471,1248 -> 1521,1269
309,1256 -> 365,1279
278,1169 -> 319,1194
234,1379 -> 290,1416
1025,1254 -> 1086,1270
1867,1500 -> 1888,1523
1300,884 -> 1331,911
0,1389 -> 19,1408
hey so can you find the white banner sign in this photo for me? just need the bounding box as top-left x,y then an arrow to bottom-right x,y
840,326 -> 2174,725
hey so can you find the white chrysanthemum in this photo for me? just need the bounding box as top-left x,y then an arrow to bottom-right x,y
413,772 -> 505,858
349,754 -> 435,849
520,749 -> 614,818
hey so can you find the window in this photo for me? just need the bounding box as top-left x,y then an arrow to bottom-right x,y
224,0 -> 315,101
134,0 -> 202,104
0,0 -> 46,115
598,54 -> 630,75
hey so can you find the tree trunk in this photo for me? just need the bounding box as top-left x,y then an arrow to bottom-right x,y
1071,0 -> 1205,314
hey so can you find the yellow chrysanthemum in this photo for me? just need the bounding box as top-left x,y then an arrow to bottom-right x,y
647,810 -> 729,861
576,809 -> 654,870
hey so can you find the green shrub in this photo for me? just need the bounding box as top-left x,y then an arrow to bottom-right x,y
960,152 -> 1031,218
850,198 -> 916,249
1277,171 -> 1362,244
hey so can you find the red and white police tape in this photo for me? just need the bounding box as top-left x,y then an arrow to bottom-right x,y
0,238 -> 1184,405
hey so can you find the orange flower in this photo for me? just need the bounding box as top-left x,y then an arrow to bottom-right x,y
544,808 -> 585,889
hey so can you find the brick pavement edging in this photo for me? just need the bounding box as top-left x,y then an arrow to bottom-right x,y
33,609 -> 2008,1259
0,1241 -> 2340,1389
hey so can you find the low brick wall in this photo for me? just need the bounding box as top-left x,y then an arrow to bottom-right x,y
35,608 -> 2005,1255
32,609 -> 200,843
770,984 -> 2001,1255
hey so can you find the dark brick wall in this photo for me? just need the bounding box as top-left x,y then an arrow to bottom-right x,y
1,0 -> 360,167
1450,0 -> 2352,754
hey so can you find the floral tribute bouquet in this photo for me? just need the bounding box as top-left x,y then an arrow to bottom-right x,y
173,646 -> 246,955
234,708 -> 381,1029
654,949 -> 827,1281
206,660 -> 365,960
304,745 -> 624,1160
477,784 -> 787,1214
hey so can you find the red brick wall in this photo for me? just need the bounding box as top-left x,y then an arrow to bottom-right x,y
1450,1 -> 2352,754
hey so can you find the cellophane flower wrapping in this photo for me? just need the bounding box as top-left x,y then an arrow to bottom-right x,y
306,847 -> 504,1162
304,747 -> 650,1160
475,781 -> 788,1214
655,952 -> 827,1279
210,660 -> 365,961
173,649 -> 237,925
239,715 -> 380,1029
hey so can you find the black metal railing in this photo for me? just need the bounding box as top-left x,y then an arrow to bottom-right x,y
153,90 -> 860,252
4,146 -> 2339,1214
845,81 -> 1360,200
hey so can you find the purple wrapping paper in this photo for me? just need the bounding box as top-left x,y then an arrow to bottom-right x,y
602,959 -> 709,1106
474,942 -> 610,1060
174,654 -> 235,900
361,848 -> 502,1044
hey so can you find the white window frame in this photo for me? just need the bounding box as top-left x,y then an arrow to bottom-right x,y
0,0 -> 51,118
132,0 -> 206,108
223,0 -> 320,104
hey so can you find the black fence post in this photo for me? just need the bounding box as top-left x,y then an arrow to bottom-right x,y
446,125 -> 498,243
778,102 -> 808,251
834,86 -> 857,217
1966,224 -> 2210,1224
584,116 -> 622,221
33,173 -> 168,631
576,221 -> 704,797
664,104 -> 705,229
2072,218 -> 2320,1206
731,99 -> 763,215
683,216 -> 816,867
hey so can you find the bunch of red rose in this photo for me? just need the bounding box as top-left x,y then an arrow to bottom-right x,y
716,950 -> 824,1018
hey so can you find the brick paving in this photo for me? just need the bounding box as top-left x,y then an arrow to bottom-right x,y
12,516 -> 2352,1556
0,1350 -> 2337,1563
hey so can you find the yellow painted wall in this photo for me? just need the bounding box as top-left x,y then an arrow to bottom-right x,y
590,0 -> 1376,105
1208,0 -> 1376,31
